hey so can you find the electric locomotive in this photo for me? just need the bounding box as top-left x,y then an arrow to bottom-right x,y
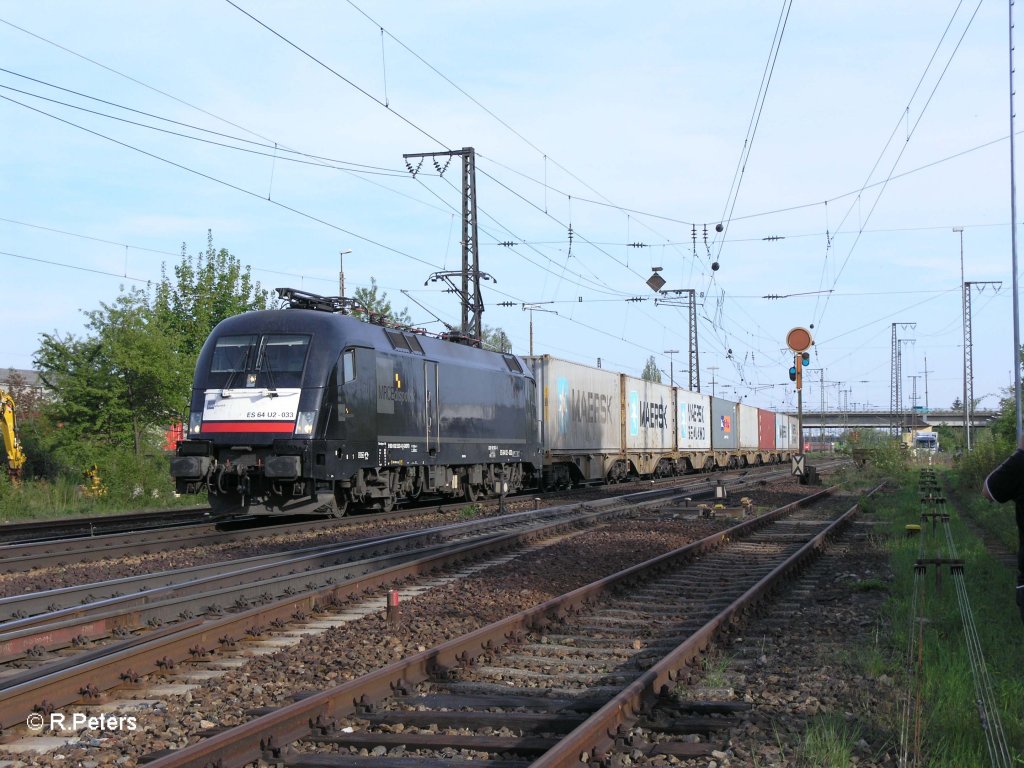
170,288 -> 542,516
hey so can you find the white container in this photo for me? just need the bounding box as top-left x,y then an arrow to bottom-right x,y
622,375 -> 674,451
676,389 -> 712,451
738,403 -> 760,451
526,356 -> 621,452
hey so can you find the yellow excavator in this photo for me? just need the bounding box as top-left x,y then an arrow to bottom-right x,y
1,388 -> 27,481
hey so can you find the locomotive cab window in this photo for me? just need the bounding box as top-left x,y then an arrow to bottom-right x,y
256,335 -> 310,388
208,334 -> 309,388
211,335 -> 257,373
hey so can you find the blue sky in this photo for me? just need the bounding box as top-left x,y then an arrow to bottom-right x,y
1,1 -> 1018,417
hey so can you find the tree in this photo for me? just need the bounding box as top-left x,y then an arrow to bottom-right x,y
951,396 -> 963,411
641,356 -> 662,383
352,278 -> 412,327
151,232 -> 271,411
482,326 -> 512,353
35,232 -> 272,457
36,289 -> 180,455
152,232 -> 270,354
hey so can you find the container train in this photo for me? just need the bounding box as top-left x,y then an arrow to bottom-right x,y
170,288 -> 798,516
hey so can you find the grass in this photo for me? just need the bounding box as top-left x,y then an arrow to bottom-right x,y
0,472 -> 198,522
868,471 -> 1024,767
700,651 -> 732,689
798,713 -> 861,767
458,503 -> 481,519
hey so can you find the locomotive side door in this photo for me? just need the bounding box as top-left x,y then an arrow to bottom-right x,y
424,360 -> 439,455
337,346 -> 377,451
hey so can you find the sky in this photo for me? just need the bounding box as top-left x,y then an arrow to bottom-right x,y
0,1 -> 1020,419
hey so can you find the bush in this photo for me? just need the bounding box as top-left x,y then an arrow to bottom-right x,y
954,430 -> 1014,497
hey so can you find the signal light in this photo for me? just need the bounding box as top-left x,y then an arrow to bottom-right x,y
789,366 -> 797,382
801,352 -> 810,366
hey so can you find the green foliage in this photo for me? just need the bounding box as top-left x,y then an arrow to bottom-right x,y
36,289 -> 181,456
641,355 -> 662,383
24,232 -> 269,514
798,714 -> 860,767
952,387 -> 1017,498
482,325 -> 512,353
874,478 -> 1024,765
152,230 -> 270,355
151,230 -> 270,408
847,432 -> 910,478
988,387 -> 1018,447
0,452 -> 196,521
352,277 -> 412,326
459,503 -> 481,519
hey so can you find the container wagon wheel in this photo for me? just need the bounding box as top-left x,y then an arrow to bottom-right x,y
378,494 -> 395,513
329,495 -> 349,518
465,483 -> 479,503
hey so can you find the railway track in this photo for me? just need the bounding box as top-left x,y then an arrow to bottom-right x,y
0,461 -> 826,572
2,473 -> 872,765
0,480 -> 733,734
138,482 -> 879,768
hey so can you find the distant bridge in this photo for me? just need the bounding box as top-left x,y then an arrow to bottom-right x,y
786,409 -> 996,432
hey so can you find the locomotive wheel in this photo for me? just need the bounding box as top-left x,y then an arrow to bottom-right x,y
464,483 -> 480,503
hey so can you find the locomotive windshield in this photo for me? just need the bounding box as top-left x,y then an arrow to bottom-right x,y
209,334 -> 310,388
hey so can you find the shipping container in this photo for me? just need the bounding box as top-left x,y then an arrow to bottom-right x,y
622,376 -> 674,452
788,415 -> 801,451
525,356 -> 621,453
738,403 -> 760,451
710,396 -> 739,450
776,413 -> 790,451
757,409 -> 776,452
676,389 -> 712,451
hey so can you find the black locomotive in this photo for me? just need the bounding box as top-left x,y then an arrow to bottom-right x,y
170,289 -> 541,516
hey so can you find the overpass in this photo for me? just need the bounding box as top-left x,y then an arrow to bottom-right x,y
786,409 -> 997,432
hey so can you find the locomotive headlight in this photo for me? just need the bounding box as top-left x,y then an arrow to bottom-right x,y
188,412 -> 203,435
294,411 -> 317,435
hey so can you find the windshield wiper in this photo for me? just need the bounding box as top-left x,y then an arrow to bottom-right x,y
223,342 -> 253,390
258,340 -> 279,397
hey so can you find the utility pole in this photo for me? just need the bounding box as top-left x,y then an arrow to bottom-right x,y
524,303 -> 557,356
654,289 -> 700,391
664,349 -> 679,388
708,366 -> 718,397
405,147 -> 493,345
819,368 -> 826,447
1009,0 -> 1023,443
955,226 -> 968,449
338,249 -> 352,297
890,322 -> 916,439
923,355 -> 933,412
898,338 -> 915,441
963,280 -> 1002,451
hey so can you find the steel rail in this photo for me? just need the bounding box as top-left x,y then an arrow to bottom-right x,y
140,485 -> 842,768
0,485 -> 686,732
0,483 -> 690,648
0,461 -> 828,571
532,480 -> 887,768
